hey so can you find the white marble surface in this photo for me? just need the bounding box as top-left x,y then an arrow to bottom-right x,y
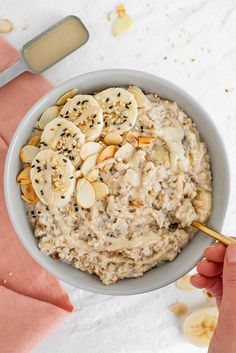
2,0 -> 236,352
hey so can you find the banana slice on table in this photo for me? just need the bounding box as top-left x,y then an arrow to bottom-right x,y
30,150 -> 75,207
94,87 -> 138,134
40,118 -> 85,167
183,307 -> 218,347
59,95 -> 103,141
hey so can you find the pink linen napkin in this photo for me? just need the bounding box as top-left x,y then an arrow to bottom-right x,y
0,37 -> 73,353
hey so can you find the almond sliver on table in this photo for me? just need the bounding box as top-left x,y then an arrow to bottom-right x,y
0,37 -> 73,353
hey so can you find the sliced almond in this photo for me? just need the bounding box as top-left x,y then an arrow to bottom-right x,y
112,15 -> 133,36
97,145 -> 117,164
130,199 -> 143,208
20,184 -> 38,204
0,19 -> 13,33
27,135 -> 41,146
80,142 -> 104,160
38,106 -> 59,129
17,166 -> 31,185
169,301 -> 188,317
138,136 -> 156,146
176,274 -> 195,291
20,145 -> 39,163
116,4 -> 126,18
92,181 -> 109,200
127,86 -> 150,108
87,169 -> 99,182
103,132 -> 122,145
96,158 -> 116,170
114,142 -> 134,161
76,178 -> 95,208
81,154 -> 98,176
56,88 -> 78,105
126,131 -> 138,147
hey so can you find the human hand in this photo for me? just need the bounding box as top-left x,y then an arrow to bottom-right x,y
191,243 -> 236,353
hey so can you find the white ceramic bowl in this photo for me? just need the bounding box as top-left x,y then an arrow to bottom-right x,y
4,69 -> 230,295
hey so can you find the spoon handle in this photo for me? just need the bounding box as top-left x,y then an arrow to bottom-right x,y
192,221 -> 235,246
0,57 -> 26,88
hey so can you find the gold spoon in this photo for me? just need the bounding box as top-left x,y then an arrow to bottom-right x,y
192,221 -> 235,246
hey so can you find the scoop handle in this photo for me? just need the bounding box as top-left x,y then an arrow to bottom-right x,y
0,57 -> 27,88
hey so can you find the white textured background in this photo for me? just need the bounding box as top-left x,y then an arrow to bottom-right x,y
2,0 -> 236,352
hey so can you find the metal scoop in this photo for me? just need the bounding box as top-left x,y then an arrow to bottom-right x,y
0,16 -> 89,88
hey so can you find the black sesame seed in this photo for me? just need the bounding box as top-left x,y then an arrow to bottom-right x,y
36,159 -> 40,163
117,92 -> 121,97
81,100 -> 88,105
66,111 -> 69,115
89,124 -> 93,128
46,206 -> 49,211
117,144 -> 122,147
43,142 -> 48,146
64,115 -> 69,119
100,177 -> 103,182
73,108 -> 77,111
128,101 -> 132,105
106,97 -> 109,102
70,176 -> 74,179
93,114 -> 97,118
64,148 -> 68,152
32,164 -> 35,168
75,207 -> 78,212
77,101 -> 81,105
35,179 -> 39,183
140,125 -> 144,130
105,122 -> 108,127
66,133 -> 70,137
32,215 -> 36,219
61,132 -> 66,137
52,166 -> 56,170
38,211 -> 41,214
63,159 -> 67,163
57,123 -> 62,126
97,121 -> 101,124
109,105 -> 113,109
59,174 -> 62,178
31,211 -> 35,215
59,114 -> 63,117
40,190 -> 44,195
61,196 -> 65,199
72,133 -> 76,138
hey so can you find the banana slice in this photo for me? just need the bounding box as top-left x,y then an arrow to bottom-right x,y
30,150 -> 75,207
40,118 -> 85,167
183,307 -> 218,347
94,87 -> 138,133
59,95 -> 103,141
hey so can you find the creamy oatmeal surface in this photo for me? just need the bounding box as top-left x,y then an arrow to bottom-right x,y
17,86 -> 212,284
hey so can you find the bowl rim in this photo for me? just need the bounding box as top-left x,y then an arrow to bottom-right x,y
4,69 -> 230,295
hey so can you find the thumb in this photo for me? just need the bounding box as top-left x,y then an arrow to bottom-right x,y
221,244 -> 236,315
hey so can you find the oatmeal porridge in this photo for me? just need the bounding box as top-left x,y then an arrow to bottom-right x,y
17,86 -> 212,284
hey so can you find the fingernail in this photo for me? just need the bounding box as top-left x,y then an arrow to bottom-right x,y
226,244 -> 236,264
206,242 -> 220,249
